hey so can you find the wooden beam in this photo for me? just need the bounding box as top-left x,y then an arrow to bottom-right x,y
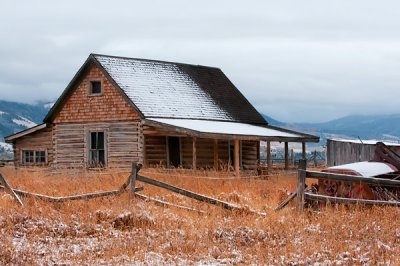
297,159 -> 307,211
234,139 -> 240,176
213,139 -> 218,171
192,137 -> 197,170
302,142 -> 306,160
0,174 -> 23,206
304,192 -> 400,207
284,142 -> 289,170
267,141 -> 272,173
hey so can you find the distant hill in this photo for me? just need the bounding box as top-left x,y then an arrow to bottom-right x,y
0,100 -> 52,141
294,114 -> 400,141
261,113 -> 400,144
261,114 -> 285,126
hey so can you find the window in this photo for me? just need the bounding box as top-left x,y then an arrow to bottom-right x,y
23,150 -> 46,164
90,81 -> 102,95
35,151 -> 46,163
88,131 -> 105,167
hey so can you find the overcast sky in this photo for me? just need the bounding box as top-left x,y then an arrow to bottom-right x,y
1,1 -> 400,123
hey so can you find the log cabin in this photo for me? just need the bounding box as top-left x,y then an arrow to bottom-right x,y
5,54 -> 319,174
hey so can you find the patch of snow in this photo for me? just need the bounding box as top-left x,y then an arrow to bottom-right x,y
12,116 -> 37,128
328,161 -> 397,177
149,118 -> 303,138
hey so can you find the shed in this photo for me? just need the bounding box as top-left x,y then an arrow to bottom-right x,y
326,139 -> 400,167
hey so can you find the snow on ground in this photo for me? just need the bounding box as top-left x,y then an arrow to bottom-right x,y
12,116 -> 37,128
0,142 -> 12,152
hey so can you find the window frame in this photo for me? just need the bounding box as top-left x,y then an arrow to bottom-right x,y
21,149 -> 47,165
87,131 -> 107,168
88,80 -> 102,96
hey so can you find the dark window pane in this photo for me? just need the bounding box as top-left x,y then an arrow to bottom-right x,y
91,132 -> 97,149
24,151 -> 34,163
88,131 -> 106,167
35,151 -> 46,163
91,81 -> 101,94
97,132 -> 104,149
98,150 -> 105,165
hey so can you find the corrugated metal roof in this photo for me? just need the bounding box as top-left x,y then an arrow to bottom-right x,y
93,54 -> 266,124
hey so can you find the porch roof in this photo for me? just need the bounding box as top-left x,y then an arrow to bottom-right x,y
144,118 -> 319,142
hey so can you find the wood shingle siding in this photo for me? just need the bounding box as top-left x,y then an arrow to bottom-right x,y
54,65 -> 139,123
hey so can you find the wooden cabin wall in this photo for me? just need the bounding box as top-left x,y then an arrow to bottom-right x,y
13,126 -> 53,167
144,136 -> 167,167
181,138 -> 231,169
53,121 -> 142,170
241,140 -> 259,170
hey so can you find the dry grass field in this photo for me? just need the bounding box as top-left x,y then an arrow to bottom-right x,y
0,166 -> 399,265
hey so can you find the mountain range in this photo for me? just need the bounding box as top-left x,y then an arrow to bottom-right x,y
264,114 -> 400,144
0,100 -> 399,147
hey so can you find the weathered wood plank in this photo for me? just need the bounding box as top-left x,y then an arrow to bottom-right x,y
0,174 -> 23,206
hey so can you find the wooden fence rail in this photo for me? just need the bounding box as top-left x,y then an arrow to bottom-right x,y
297,159 -> 400,210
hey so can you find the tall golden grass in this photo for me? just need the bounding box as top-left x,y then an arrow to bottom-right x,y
0,166 -> 399,264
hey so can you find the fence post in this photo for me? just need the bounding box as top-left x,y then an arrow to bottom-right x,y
297,159 -> 307,211
130,163 -> 137,195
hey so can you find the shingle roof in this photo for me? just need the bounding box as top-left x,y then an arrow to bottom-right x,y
92,54 -> 267,125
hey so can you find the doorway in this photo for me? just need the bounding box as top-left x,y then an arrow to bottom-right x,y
168,137 -> 181,167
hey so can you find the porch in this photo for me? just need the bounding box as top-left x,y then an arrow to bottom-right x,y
142,118 -> 319,176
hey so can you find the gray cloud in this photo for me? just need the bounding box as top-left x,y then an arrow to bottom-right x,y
1,0 -> 400,122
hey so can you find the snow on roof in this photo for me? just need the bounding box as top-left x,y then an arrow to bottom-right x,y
148,118 -> 304,138
95,55 -> 232,120
93,54 -> 266,124
329,138 -> 400,146
328,161 -> 398,177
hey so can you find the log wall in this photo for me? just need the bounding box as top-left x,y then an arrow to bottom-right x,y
144,135 -> 167,167
13,125 -> 53,167
53,121 -> 142,170
143,127 -> 259,170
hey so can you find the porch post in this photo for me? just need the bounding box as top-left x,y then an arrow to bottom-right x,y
213,139 -> 219,171
234,139 -> 240,176
284,142 -> 289,170
267,141 -> 272,173
192,137 -> 197,170
302,142 -> 306,160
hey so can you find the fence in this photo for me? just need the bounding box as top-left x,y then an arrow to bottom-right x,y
296,159 -> 400,210
0,163 -> 266,216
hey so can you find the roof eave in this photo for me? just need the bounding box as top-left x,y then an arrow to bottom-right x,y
4,123 -> 48,143
143,119 -> 319,142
